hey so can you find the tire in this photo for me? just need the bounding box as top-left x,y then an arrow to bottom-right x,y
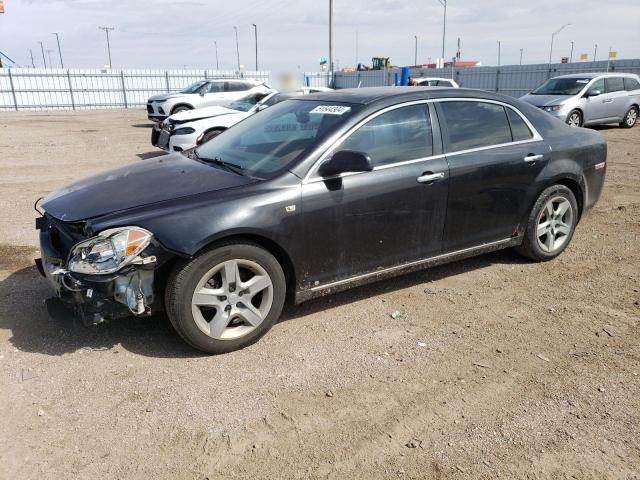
165,242 -> 286,354
515,185 -> 578,262
566,110 -> 583,127
201,128 -> 225,144
171,105 -> 191,115
619,106 -> 638,128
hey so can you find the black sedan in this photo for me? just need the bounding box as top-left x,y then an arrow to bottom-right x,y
36,87 -> 607,353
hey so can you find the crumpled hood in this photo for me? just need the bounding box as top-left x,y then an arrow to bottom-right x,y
148,93 -> 192,102
520,93 -> 572,107
169,105 -> 241,124
42,153 -> 255,222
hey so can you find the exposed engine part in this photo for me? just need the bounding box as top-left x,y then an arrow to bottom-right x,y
114,269 -> 154,315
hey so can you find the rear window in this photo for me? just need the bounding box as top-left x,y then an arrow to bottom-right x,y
439,101 -> 513,152
605,77 -> 625,93
506,108 -> 533,142
624,77 -> 640,91
226,81 -> 252,92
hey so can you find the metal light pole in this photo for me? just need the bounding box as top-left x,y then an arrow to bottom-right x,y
549,23 -> 571,68
98,26 -> 114,68
497,40 -> 501,67
252,24 -> 258,71
593,44 -> 598,62
233,26 -> 240,72
29,49 -> 35,68
329,0 -> 333,75
569,41 -> 574,63
519,48 -> 523,65
52,32 -> 63,68
38,41 -> 47,68
214,41 -> 219,70
414,35 -> 418,66
437,0 -> 447,63
355,30 -> 358,67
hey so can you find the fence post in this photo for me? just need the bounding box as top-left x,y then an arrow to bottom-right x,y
495,68 -> 500,92
165,70 -> 170,93
120,70 -> 128,109
204,69 -> 208,79
66,70 -> 76,110
7,68 -> 18,111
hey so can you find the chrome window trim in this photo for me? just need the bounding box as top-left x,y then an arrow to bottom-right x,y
303,97 -> 544,184
309,237 -> 514,292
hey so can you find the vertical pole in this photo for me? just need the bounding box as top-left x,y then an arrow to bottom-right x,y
214,41 -> 219,71
252,24 -> 258,71
440,0 -> 447,62
234,26 -> 240,72
593,44 -> 598,62
497,41 -> 501,67
495,68 -> 500,93
606,46 -> 611,72
414,35 -> 418,66
355,30 -> 358,68
39,41 -> 47,68
53,33 -> 64,68
120,70 -> 128,108
67,69 -> 75,110
8,68 -> 18,111
204,69 -> 208,79
29,49 -> 35,68
106,30 -> 112,68
165,70 -> 170,93
329,0 -> 333,83
519,48 -> 523,65
570,41 -> 574,63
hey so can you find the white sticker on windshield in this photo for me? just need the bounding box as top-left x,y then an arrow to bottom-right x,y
310,105 -> 351,115
576,80 -> 589,83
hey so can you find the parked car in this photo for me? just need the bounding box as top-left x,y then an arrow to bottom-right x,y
146,79 -> 269,122
151,87 -> 334,153
520,73 -> 640,128
36,87 -> 606,354
414,77 -> 459,88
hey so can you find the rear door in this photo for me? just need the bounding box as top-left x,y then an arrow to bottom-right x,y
202,81 -> 227,106
604,77 -> 627,120
300,102 -> 449,288
435,99 -> 548,252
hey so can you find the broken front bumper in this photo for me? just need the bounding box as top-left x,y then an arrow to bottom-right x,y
35,216 -> 160,326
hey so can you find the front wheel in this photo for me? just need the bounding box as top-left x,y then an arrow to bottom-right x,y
171,105 -> 191,115
165,243 -> 286,354
515,185 -> 578,262
566,110 -> 583,127
619,106 -> 638,128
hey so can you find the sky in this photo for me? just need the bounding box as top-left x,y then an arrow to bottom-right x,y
0,0 -> 639,73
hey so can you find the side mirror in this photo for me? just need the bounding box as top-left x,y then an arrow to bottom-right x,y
199,91 -> 206,96
318,150 -> 373,177
586,89 -> 601,97
256,104 -> 269,111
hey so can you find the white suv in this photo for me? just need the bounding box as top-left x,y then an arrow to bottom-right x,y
146,79 -> 267,122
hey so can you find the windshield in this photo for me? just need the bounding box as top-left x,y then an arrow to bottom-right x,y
228,92 -> 271,112
195,99 -> 362,178
531,78 -> 591,95
180,80 -> 208,94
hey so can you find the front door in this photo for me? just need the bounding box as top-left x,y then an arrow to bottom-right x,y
435,100 -> 549,251
300,103 -> 449,289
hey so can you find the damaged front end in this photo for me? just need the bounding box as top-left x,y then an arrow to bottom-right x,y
35,214 -> 169,326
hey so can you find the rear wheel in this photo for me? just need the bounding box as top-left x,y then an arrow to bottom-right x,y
515,185 -> 578,262
566,110 -> 583,127
619,106 -> 638,128
165,242 -> 286,354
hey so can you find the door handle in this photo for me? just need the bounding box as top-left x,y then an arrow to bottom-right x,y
524,154 -> 544,163
417,172 -> 445,183
602,99 -> 614,103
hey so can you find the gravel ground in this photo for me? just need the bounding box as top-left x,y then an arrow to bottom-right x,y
0,109 -> 639,479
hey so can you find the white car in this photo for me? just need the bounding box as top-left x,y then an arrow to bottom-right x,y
151,88 -> 333,153
146,79 -> 269,122
414,77 -> 459,88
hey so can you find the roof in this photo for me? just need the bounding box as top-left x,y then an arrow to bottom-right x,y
552,72 -> 638,79
296,86 -> 508,105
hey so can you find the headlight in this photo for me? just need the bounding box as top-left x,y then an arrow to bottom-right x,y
173,127 -> 195,135
67,227 -> 153,275
543,104 -> 564,112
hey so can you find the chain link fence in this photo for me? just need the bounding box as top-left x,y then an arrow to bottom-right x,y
0,68 -> 270,111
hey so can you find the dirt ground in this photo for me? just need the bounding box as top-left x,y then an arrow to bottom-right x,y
0,109 -> 639,480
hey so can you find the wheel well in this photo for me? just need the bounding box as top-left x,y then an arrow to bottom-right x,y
200,234 -> 297,302
203,127 -> 227,137
554,178 -> 584,220
171,103 -> 193,114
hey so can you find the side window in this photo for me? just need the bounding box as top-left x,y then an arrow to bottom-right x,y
624,77 -> 640,91
605,77 -> 625,93
506,108 -> 533,142
439,101 -> 512,152
339,104 -> 433,167
438,80 -> 453,87
588,78 -> 605,94
226,81 -> 251,92
205,82 -> 225,93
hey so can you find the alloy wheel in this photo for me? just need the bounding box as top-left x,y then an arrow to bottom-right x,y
191,259 -> 274,340
536,196 -> 574,253
567,112 -> 581,127
626,108 -> 637,127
